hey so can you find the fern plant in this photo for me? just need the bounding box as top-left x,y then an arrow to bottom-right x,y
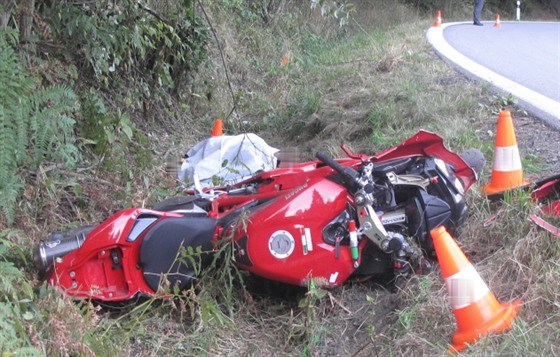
0,29 -> 33,224
0,29 -> 79,224
0,235 -> 41,355
29,86 -> 79,170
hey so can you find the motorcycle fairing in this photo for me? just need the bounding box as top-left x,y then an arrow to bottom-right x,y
372,130 -> 477,191
47,208 -> 187,301
234,177 -> 359,287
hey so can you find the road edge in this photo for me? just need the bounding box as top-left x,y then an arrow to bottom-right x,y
427,22 -> 560,131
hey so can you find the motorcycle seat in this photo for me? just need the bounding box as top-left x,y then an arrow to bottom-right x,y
139,216 -> 217,292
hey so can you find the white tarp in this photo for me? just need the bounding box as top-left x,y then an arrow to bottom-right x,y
179,133 -> 279,187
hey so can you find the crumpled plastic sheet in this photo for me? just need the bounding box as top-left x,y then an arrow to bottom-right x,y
179,133 -> 279,188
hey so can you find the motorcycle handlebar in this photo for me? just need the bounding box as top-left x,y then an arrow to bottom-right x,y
315,151 -> 360,183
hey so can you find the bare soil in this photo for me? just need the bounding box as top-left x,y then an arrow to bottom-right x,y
503,113 -> 560,178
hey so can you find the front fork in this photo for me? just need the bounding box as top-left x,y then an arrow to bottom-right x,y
357,204 -> 416,280
353,169 -> 431,281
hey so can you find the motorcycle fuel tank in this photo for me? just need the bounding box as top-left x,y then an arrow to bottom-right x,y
234,177 -> 357,287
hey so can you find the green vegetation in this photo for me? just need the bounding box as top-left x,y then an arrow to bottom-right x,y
0,0 -> 558,355
0,29 -> 79,224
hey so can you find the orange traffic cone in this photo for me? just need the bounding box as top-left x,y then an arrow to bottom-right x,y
430,226 -> 521,353
433,10 -> 442,27
494,14 -> 502,27
211,118 -> 223,136
281,54 -> 290,66
483,110 -> 529,196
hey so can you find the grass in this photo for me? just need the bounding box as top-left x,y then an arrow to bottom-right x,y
385,189 -> 560,356
2,1 -> 559,356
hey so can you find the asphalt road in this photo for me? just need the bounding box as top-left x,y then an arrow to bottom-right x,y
427,21 -> 560,129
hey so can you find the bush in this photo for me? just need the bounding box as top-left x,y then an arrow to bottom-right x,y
42,0 -> 209,92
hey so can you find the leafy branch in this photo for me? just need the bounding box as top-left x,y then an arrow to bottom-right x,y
310,0 -> 355,26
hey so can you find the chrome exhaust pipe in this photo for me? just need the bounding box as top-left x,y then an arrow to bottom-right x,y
34,230 -> 89,272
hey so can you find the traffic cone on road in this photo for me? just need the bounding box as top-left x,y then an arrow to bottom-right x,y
211,118 -> 223,137
430,226 -> 522,353
494,14 -> 502,27
433,10 -> 442,27
483,110 -> 529,196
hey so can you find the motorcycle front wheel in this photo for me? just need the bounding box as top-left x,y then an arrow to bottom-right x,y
460,148 -> 485,179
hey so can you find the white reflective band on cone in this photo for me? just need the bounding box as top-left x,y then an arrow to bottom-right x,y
492,145 -> 523,171
444,264 -> 490,309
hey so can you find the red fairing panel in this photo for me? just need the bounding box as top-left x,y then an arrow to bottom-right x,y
235,177 -> 357,287
46,208 -> 182,301
373,130 -> 477,191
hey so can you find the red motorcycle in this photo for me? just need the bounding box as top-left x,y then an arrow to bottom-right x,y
35,131 -> 483,302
